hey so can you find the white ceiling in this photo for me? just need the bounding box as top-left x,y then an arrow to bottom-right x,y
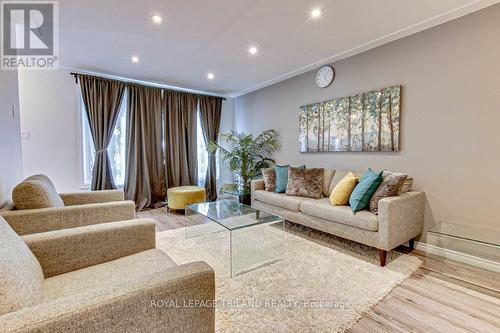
58,0 -> 499,97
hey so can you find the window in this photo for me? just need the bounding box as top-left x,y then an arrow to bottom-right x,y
196,110 -> 208,186
81,93 -> 215,189
81,92 -> 128,187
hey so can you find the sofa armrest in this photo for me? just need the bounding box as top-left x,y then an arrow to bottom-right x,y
377,191 -> 425,250
59,190 -> 125,205
251,179 -> 265,192
0,201 -> 136,235
22,218 -> 156,278
251,179 -> 265,206
0,261 -> 215,333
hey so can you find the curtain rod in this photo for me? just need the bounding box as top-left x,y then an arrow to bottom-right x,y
70,72 -> 227,100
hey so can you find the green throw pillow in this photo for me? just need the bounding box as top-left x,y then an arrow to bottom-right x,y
349,168 -> 383,212
274,164 -> 305,193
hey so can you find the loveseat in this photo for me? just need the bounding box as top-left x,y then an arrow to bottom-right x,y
251,169 -> 425,266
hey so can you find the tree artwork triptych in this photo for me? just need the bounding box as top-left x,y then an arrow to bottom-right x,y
299,86 -> 401,152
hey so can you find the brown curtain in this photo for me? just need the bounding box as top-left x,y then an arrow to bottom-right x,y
164,90 -> 198,188
199,95 -> 223,201
124,85 -> 165,210
79,75 -> 125,190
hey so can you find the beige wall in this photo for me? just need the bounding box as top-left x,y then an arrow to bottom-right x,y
234,5 -> 500,239
0,69 -> 23,205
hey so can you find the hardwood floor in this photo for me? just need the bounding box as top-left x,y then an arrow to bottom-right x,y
138,208 -> 500,333
137,206 -> 186,231
349,255 -> 499,333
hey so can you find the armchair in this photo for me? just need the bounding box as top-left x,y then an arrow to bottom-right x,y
0,216 -> 215,333
1,188 -> 136,235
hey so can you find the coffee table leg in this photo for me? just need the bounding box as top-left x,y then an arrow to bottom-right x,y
230,229 -> 234,278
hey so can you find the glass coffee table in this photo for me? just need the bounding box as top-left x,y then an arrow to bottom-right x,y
185,199 -> 284,277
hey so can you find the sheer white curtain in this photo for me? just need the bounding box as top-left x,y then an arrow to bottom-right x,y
196,109 -> 208,187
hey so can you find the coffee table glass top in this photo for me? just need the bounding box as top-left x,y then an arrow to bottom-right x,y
428,222 -> 500,248
185,199 -> 285,278
186,199 -> 282,230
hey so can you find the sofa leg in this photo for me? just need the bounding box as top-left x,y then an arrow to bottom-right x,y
409,238 -> 415,250
379,249 -> 387,267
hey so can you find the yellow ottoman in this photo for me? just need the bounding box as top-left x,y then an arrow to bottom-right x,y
167,186 -> 206,210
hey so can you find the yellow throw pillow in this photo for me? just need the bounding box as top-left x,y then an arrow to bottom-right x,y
329,172 -> 357,206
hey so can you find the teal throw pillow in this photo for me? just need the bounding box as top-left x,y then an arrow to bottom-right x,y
274,164 -> 305,193
349,168 -> 383,212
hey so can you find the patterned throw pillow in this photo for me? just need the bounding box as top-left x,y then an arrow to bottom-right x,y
399,178 -> 413,194
349,168 -> 383,212
261,167 -> 276,192
369,173 -> 408,214
382,170 -> 413,194
275,164 -> 305,193
286,167 -> 324,199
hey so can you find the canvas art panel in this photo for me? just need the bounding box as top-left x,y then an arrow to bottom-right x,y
299,86 -> 401,152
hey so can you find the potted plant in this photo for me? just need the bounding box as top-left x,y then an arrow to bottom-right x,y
208,129 -> 280,205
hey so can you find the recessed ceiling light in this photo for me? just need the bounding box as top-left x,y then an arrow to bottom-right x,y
131,56 -> 139,63
152,15 -> 162,24
310,8 -> 321,19
249,46 -> 258,55
207,72 -> 215,80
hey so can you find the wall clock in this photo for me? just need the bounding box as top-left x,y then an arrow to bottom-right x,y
315,65 -> 335,88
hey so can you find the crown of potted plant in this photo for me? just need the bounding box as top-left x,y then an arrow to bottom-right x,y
208,129 -> 280,205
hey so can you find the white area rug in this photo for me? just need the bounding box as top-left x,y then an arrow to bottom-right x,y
157,222 -> 422,333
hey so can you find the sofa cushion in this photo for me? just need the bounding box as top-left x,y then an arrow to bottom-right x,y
253,190 -> 311,211
286,167 -> 324,199
349,169 -> 383,212
274,165 -> 290,193
300,198 -> 378,232
383,170 -> 413,194
329,172 -> 357,206
369,173 -> 407,214
328,169 -> 362,194
12,174 -> 64,210
399,178 -> 413,194
322,168 -> 335,197
274,164 -> 305,193
261,167 -> 276,192
43,249 -> 177,302
0,216 -> 44,315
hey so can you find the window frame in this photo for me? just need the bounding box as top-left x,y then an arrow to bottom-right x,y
77,88 -> 220,191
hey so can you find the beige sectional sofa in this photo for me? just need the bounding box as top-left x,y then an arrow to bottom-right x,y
0,215 -> 215,333
251,169 -> 425,266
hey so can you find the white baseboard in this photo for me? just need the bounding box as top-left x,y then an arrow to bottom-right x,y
416,242 -> 500,273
